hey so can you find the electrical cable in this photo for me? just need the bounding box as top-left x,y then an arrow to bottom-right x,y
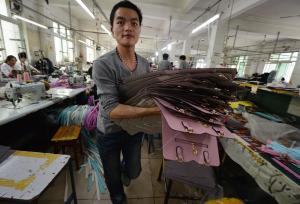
84,103 -> 99,132
58,104 -> 99,131
81,129 -> 107,199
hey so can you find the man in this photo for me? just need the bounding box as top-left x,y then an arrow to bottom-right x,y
267,70 -> 277,83
92,1 -> 160,203
158,53 -> 172,71
178,55 -> 189,69
34,51 -> 54,75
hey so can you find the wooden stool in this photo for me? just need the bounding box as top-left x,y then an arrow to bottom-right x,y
51,125 -> 83,170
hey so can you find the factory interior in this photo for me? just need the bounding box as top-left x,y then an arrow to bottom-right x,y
0,0 -> 300,204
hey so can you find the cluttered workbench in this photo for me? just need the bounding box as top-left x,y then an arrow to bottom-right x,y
0,70 -> 92,152
219,81 -> 300,204
220,134 -> 300,204
0,86 -> 86,126
238,82 -> 299,97
0,70 -> 88,126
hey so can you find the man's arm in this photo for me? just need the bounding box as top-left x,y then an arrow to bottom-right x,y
93,59 -> 160,120
110,104 -> 160,119
1,65 -> 11,77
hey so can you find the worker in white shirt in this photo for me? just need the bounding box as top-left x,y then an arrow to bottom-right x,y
158,53 -> 172,71
0,55 -> 17,78
178,55 -> 189,69
17,52 -> 40,74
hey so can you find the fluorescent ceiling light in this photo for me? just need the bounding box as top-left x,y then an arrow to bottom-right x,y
167,44 -> 172,51
161,41 -> 176,51
13,15 -> 48,29
191,13 -> 220,34
101,24 -> 111,36
75,0 -> 95,19
78,40 -> 88,46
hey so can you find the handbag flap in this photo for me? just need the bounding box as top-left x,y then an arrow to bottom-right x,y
155,99 -> 235,138
162,115 -> 220,166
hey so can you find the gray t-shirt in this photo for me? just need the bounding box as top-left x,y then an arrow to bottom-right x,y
158,60 -> 172,71
179,60 -> 189,69
92,49 -> 150,134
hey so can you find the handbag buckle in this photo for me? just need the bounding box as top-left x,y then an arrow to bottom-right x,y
212,126 -> 224,136
181,121 -> 193,133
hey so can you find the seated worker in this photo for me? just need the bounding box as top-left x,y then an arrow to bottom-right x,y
158,53 -> 172,71
92,1 -> 160,203
17,52 -> 40,75
34,51 -> 55,75
1,55 -> 18,78
267,70 -> 277,83
178,55 -> 189,69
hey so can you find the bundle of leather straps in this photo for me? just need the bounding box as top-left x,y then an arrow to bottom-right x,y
114,68 -> 238,166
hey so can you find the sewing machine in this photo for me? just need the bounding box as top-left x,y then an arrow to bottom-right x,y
4,82 -> 47,107
68,75 -> 85,87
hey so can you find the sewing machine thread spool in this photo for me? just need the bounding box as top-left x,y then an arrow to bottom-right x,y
23,72 -> 30,81
17,74 -> 23,82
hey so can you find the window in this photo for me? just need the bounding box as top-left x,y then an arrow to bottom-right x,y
86,39 -> 95,62
54,36 -> 62,63
53,22 -> 74,63
196,59 -> 206,68
0,0 -> 8,16
0,22 -> 4,63
263,52 -> 298,82
53,22 -> 58,34
233,56 -> 248,77
1,20 -> 24,58
59,25 -> 66,37
67,41 -> 73,62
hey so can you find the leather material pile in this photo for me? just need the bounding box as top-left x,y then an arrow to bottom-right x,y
114,68 -> 238,166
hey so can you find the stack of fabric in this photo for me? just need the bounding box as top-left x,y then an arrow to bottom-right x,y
115,68 -> 238,166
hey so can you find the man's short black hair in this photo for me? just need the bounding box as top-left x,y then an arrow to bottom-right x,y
18,52 -> 27,59
110,1 -> 143,26
179,55 -> 186,60
162,53 -> 169,60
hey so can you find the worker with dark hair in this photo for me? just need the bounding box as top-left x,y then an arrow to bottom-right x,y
158,53 -> 172,71
1,55 -> 17,78
17,52 -> 40,74
179,55 -> 189,69
34,51 -> 54,75
93,1 -> 160,203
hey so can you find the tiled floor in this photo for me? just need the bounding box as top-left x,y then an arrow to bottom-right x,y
36,138 -> 202,204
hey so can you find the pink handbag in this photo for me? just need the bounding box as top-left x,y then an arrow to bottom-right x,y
155,98 -> 235,138
155,99 -> 222,166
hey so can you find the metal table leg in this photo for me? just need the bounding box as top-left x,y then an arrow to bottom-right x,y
65,160 -> 78,204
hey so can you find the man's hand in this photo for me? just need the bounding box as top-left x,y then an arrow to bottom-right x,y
149,106 -> 160,115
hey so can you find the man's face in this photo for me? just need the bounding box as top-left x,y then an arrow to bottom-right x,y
111,8 -> 141,47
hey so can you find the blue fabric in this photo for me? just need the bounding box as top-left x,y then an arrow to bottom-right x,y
96,130 -> 143,204
268,141 -> 300,161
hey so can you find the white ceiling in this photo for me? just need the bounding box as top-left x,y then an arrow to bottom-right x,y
240,0 -> 300,26
24,0 -> 300,58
